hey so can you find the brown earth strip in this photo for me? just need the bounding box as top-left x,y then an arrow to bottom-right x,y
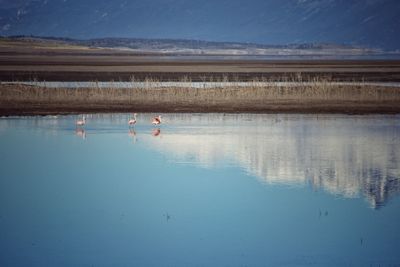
2,71 -> 400,82
1,57 -> 400,81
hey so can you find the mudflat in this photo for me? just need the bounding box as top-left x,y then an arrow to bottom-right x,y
1,42 -> 400,82
1,55 -> 400,82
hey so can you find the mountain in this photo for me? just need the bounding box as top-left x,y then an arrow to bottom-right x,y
0,0 -> 399,50
4,36 -> 380,56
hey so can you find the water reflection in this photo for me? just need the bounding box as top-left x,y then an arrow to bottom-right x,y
128,129 -> 137,143
139,114 -> 400,209
75,127 -> 86,139
1,113 -> 399,208
1,113 -> 399,266
152,128 -> 161,137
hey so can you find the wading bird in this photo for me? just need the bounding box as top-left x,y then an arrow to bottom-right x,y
76,115 -> 86,127
152,115 -> 162,125
128,113 -> 137,126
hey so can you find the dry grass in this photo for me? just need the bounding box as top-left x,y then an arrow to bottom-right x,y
1,76 -> 400,114
2,77 -> 399,101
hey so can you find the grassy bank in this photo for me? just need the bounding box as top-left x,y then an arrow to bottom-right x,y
1,81 -> 400,115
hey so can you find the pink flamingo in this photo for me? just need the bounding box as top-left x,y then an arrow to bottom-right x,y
152,115 -> 162,125
128,113 -> 137,126
76,115 -> 86,127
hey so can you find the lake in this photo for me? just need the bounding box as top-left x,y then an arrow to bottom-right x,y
0,113 -> 400,266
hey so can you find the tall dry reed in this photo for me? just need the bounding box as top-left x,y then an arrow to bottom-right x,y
1,75 -> 400,106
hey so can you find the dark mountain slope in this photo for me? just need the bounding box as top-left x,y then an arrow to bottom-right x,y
0,0 -> 399,50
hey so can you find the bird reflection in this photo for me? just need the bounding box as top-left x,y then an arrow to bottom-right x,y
163,213 -> 171,221
128,129 -> 137,143
75,127 -> 86,139
152,128 -> 161,137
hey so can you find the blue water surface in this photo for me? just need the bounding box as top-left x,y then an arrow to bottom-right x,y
0,114 -> 399,267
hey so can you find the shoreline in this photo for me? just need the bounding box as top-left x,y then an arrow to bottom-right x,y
2,104 -> 400,116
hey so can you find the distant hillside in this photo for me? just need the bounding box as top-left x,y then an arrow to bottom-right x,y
0,0 -> 399,50
1,36 -> 382,56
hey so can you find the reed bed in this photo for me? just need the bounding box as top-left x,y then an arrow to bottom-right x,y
1,76 -> 400,114
2,79 -> 400,101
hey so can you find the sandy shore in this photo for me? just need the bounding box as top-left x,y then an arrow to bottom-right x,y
2,59 -> 400,82
1,42 -> 400,82
2,102 -> 400,116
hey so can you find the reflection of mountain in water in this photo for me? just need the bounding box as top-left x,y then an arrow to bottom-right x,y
144,114 -> 400,208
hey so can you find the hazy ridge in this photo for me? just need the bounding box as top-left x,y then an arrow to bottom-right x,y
0,35 -> 383,56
